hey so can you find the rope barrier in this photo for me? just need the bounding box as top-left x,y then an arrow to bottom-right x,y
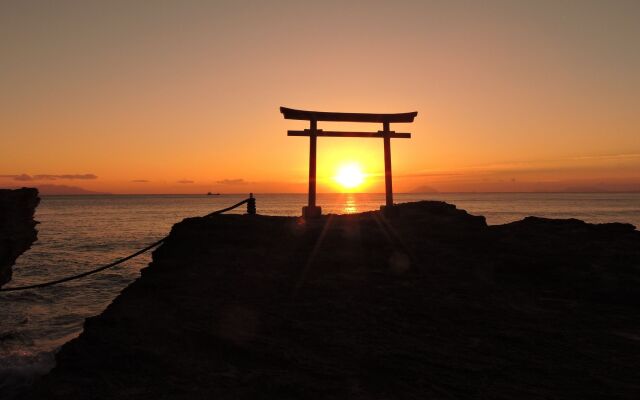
0,195 -> 255,292
205,198 -> 249,217
0,239 -> 165,292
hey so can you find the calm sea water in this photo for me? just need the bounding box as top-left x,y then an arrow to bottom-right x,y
1,192 -> 639,393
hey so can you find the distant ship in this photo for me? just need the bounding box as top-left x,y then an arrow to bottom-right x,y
207,192 -> 220,196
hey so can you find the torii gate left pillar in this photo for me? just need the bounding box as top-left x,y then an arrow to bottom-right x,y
306,118 -> 320,217
281,107 -> 418,218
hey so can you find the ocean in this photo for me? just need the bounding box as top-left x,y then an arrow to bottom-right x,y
1,192 -> 639,393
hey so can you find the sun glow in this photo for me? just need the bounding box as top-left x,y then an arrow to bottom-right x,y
334,163 -> 365,191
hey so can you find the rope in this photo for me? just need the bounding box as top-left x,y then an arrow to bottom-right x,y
205,198 -> 249,217
0,197 -> 253,292
0,239 -> 165,292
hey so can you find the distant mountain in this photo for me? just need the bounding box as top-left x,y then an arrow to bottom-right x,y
0,184 -> 109,195
38,184 -> 109,195
561,184 -> 640,193
561,186 -> 609,193
410,185 -> 439,193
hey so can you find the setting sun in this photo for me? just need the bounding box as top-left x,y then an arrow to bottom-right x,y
334,163 -> 365,191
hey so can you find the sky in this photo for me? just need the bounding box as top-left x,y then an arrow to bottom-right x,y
1,0 -> 639,194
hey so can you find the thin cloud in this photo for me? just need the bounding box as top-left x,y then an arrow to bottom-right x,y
0,173 -> 98,181
131,179 -> 149,183
457,153 -> 640,174
569,153 -> 640,161
215,178 -> 248,185
177,180 -> 194,184
0,174 -> 33,181
34,174 -> 98,180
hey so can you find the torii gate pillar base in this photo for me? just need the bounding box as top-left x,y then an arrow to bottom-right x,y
380,204 -> 398,216
302,205 -> 322,218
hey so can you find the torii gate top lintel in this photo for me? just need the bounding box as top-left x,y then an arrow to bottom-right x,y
280,107 -> 417,123
281,106 -> 418,218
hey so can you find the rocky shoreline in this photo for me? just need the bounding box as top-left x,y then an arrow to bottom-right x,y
22,201 -> 640,399
0,188 -> 39,287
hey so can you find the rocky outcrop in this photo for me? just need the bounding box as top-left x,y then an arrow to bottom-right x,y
25,201 -> 640,399
0,188 -> 39,287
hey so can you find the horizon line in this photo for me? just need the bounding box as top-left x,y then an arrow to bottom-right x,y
34,190 -> 640,196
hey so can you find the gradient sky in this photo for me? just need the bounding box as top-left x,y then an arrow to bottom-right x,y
1,0 -> 639,194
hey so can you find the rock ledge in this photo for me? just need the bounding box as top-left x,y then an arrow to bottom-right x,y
0,188 -> 39,287
25,201 -> 640,399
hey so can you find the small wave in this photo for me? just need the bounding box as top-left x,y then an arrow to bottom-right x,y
72,242 -> 120,252
0,349 -> 56,399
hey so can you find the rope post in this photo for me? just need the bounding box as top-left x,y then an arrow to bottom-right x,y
247,193 -> 256,215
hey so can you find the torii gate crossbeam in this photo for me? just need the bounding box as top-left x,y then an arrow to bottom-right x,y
281,106 -> 418,218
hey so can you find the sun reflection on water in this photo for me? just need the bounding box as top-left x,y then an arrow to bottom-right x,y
342,194 -> 358,214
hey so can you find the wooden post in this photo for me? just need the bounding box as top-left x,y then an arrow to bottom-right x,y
303,119 -> 321,217
247,193 -> 256,215
383,121 -> 393,208
309,119 -> 317,208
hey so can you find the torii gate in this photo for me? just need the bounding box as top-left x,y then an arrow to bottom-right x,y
281,106 -> 418,218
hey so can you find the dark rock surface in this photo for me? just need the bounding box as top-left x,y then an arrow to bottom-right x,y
0,188 -> 39,287
25,201 -> 640,399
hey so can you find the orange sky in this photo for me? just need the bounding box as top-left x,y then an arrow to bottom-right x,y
1,1 -> 639,194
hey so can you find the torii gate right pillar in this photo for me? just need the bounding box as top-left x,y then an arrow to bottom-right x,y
382,121 -> 393,208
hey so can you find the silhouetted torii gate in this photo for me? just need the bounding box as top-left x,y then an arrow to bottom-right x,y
281,106 -> 418,218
